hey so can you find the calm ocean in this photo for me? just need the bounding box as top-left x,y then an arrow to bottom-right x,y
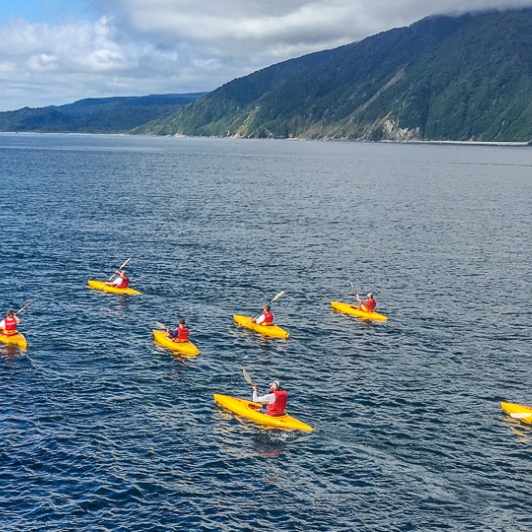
0,133 -> 531,531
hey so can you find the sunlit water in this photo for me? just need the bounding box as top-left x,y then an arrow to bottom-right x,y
0,133 -> 531,531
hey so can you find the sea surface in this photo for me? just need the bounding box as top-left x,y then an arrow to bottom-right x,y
0,133 -> 531,531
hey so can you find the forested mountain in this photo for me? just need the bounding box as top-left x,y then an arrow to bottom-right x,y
137,8 -> 532,142
0,93 -> 205,133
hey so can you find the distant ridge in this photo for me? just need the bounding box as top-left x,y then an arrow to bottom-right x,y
0,93 -> 206,134
136,8 -> 532,142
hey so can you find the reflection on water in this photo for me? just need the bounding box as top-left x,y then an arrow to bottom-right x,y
1,343 -> 21,358
253,438 -> 287,458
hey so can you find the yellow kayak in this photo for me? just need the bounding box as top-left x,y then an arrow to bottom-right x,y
233,314 -> 289,338
331,300 -> 388,321
0,332 -> 27,349
501,402 -> 532,423
88,279 -> 141,296
214,394 -> 313,431
152,329 -> 200,357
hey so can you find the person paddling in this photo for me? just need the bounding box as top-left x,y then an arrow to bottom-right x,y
356,292 -> 377,312
106,270 -> 130,289
0,310 -> 21,337
166,318 -> 189,342
251,305 -> 274,325
252,380 -> 288,416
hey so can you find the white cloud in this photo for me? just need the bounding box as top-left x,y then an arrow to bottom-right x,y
0,15 -> 187,109
102,0 -> 532,48
0,17 -> 128,73
27,53 -> 58,72
0,0 -> 531,110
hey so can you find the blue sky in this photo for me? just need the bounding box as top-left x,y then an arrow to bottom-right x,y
0,0 -> 96,23
0,0 -> 531,112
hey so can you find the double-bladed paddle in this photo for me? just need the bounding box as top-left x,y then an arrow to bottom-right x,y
15,301 -> 35,316
107,257 -> 131,282
245,290 -> 285,324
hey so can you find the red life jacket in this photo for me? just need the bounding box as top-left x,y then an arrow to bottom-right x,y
361,298 -> 376,312
176,327 -> 189,341
262,311 -> 274,325
116,275 -> 130,289
266,389 -> 288,416
2,316 -> 18,335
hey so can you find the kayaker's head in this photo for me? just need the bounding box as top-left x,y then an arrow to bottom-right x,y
179,318 -> 185,326
264,305 -> 271,312
6,310 -> 14,318
367,292 -> 374,299
270,380 -> 280,391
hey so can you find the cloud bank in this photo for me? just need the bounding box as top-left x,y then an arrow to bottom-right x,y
0,0 -> 531,111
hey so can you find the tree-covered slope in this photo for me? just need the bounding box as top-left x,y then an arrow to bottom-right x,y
141,9 -> 532,142
0,93 -> 205,133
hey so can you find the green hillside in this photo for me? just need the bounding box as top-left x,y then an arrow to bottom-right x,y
0,93 -> 205,134
138,9 -> 532,142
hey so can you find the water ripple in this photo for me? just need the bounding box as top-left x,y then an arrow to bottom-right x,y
0,135 -> 531,530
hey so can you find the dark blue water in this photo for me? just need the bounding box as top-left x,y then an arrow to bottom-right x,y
0,133 -> 531,531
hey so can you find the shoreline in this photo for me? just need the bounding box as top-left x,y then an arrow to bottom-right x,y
0,130 -> 530,147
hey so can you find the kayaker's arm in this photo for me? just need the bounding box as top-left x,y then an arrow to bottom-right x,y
252,387 -> 275,404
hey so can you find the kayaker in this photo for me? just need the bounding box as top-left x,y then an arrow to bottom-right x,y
252,380 -> 288,416
167,318 -> 189,342
252,305 -> 274,325
356,292 -> 376,312
106,270 -> 130,289
0,310 -> 21,336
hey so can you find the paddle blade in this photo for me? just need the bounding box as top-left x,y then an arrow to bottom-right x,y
270,291 -> 285,304
242,368 -> 254,385
155,321 -> 167,330
350,282 -> 358,295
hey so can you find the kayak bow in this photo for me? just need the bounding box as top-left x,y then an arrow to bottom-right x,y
501,401 -> 532,423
